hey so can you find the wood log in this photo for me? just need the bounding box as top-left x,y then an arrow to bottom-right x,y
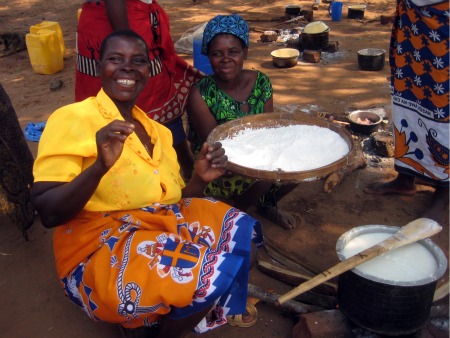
263,237 -> 322,276
247,283 -> 323,314
433,279 -> 449,302
370,131 -> 394,157
257,259 -> 337,296
323,140 -> 366,193
257,250 -> 338,309
294,291 -> 337,310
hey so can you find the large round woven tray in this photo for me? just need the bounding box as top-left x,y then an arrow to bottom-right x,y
207,112 -> 355,182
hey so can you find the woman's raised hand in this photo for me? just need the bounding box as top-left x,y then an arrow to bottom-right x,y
95,120 -> 134,172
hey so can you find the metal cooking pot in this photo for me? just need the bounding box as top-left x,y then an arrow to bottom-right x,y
271,48 -> 299,68
358,48 -> 386,71
336,225 -> 448,336
301,28 -> 330,50
347,4 -> 366,19
348,110 -> 383,135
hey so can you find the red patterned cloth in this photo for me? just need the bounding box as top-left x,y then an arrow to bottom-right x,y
75,0 -> 203,124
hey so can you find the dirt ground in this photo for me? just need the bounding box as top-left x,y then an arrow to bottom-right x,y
0,0 -> 448,337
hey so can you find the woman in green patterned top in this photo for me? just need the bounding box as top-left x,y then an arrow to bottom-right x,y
187,14 -> 299,230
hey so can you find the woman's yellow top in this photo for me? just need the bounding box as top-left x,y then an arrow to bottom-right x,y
33,89 -> 184,211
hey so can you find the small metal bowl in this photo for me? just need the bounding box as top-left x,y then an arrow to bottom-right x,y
271,48 -> 300,68
348,110 -> 383,135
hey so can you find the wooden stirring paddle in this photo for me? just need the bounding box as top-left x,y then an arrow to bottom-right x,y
275,218 -> 442,305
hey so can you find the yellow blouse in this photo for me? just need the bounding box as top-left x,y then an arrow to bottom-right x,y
33,89 -> 184,211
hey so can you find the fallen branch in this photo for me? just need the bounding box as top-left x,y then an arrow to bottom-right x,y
273,16 -> 308,27
356,19 -> 381,24
247,283 -> 323,314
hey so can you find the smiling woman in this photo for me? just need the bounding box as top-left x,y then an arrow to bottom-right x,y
186,14 -> 301,232
31,29 -> 262,338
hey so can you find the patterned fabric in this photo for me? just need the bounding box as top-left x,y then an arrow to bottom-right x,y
390,0 -> 449,185
33,89 -> 263,332
188,71 -> 277,204
75,0 -> 204,125
0,84 -> 34,239
189,71 -> 272,154
201,14 -> 249,55
55,199 -> 263,332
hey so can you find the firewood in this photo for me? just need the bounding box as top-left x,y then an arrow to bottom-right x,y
257,259 -> 337,296
247,283 -> 323,314
433,279 -> 449,302
323,141 -> 366,193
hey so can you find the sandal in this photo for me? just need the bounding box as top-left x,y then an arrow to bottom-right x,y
226,297 -> 260,328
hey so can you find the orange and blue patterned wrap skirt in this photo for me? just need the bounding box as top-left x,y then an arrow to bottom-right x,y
54,198 -> 262,332
390,0 -> 449,185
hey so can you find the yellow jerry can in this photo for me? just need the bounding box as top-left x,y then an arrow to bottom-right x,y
30,21 -> 65,57
25,29 -> 64,75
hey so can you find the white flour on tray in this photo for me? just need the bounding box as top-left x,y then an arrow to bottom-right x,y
219,124 -> 349,171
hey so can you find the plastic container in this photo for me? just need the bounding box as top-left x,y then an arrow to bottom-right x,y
25,29 -> 64,74
193,33 -> 213,75
328,2 -> 344,21
30,21 -> 65,57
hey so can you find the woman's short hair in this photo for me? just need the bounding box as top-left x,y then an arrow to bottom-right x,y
99,29 -> 149,61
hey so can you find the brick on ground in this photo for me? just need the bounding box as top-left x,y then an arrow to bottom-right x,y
293,309 -> 353,338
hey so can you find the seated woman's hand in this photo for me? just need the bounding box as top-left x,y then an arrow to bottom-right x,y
95,120 -> 134,172
194,142 -> 227,183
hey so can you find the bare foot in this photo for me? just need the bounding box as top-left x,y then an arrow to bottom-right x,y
258,206 -> 300,230
364,174 -> 417,196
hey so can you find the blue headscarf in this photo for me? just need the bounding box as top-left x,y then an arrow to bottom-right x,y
201,14 -> 249,55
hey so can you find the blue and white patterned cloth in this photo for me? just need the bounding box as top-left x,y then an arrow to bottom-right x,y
390,0 -> 449,185
201,14 -> 249,55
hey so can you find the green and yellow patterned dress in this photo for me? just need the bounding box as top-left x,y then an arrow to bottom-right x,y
188,71 -> 278,206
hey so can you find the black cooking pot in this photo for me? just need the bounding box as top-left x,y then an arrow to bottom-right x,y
302,28 -> 330,50
358,48 -> 386,71
285,5 -> 301,15
347,4 -> 366,19
336,225 -> 448,336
